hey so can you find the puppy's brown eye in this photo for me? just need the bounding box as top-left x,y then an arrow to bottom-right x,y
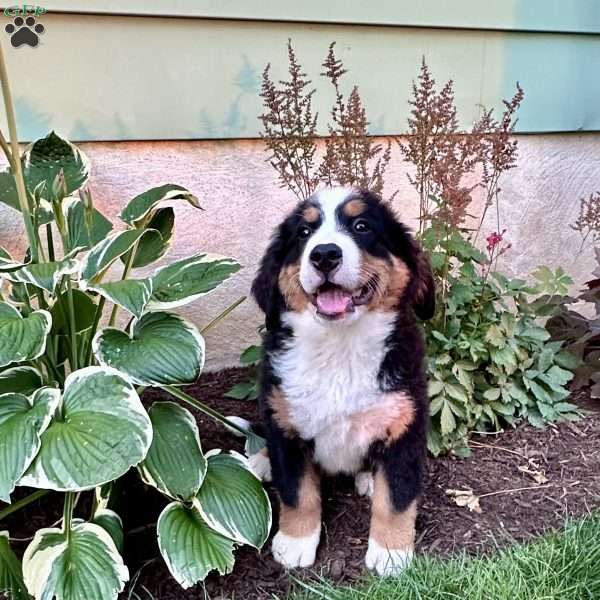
353,219 -> 370,233
299,226 -> 312,238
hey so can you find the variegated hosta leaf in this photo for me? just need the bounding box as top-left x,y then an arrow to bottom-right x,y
23,131 -> 90,200
93,312 -> 205,386
121,207 -> 174,268
0,366 -> 42,395
80,229 -> 148,283
87,279 -> 152,320
0,303 -> 52,368
0,532 -> 29,600
119,183 -> 201,226
0,171 -> 53,225
3,256 -> 79,294
0,247 -> 29,272
157,502 -> 234,589
50,289 -> 97,335
22,522 -> 128,600
139,402 -> 207,500
148,253 -> 241,310
19,366 -> 152,491
196,452 -> 271,549
92,509 -> 124,554
62,196 -> 113,253
0,388 -> 60,502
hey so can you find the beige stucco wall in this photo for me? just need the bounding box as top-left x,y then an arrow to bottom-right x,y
0,133 -> 597,370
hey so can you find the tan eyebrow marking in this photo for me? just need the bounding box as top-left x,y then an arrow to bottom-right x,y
302,205 -> 321,223
343,198 -> 367,218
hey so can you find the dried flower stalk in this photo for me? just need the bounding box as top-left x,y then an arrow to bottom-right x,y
259,40 -> 319,200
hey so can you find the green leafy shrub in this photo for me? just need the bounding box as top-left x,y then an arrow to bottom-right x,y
543,194 -> 600,396
423,227 -> 577,455
0,48 -> 270,600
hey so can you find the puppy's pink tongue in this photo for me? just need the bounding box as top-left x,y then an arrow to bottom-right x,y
316,289 -> 352,315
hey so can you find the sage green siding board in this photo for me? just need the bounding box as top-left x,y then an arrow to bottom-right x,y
1,14 -> 598,141
31,0 -> 600,34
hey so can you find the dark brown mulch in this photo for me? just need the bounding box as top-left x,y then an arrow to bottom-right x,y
3,371 -> 600,600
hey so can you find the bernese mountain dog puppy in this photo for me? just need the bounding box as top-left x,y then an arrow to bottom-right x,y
248,187 -> 435,576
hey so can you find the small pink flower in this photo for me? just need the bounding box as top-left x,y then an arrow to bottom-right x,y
486,229 -> 507,252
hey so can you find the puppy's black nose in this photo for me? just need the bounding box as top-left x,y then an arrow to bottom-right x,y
310,243 -> 342,273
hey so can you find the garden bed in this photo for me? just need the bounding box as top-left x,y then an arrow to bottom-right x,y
4,369 -> 599,600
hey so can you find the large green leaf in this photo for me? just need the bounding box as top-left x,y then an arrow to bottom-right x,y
19,366 -> 152,491
62,197 -> 113,253
4,256 -> 79,294
0,388 -> 60,503
23,132 -> 90,200
0,532 -> 30,600
148,254 -> 240,310
121,207 -> 174,269
0,304 -> 52,368
93,312 -> 204,386
119,184 -> 200,226
196,452 -> 271,548
22,522 -> 128,600
157,502 -> 234,589
80,229 -> 147,283
87,279 -> 152,320
92,509 -> 124,554
139,402 -> 207,500
0,366 -> 42,395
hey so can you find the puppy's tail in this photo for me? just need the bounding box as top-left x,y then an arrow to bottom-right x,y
225,416 -> 272,482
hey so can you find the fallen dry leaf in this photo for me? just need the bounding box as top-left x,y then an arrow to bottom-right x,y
445,488 -> 482,513
518,464 -> 549,485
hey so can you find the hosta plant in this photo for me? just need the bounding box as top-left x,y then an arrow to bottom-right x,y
0,49 -> 270,600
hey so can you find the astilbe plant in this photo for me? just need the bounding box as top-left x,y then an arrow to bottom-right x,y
0,45 -> 270,600
259,39 -> 319,201
259,40 -> 391,201
319,43 -> 393,198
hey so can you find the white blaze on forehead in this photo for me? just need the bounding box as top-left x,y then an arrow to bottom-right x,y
300,187 -> 362,293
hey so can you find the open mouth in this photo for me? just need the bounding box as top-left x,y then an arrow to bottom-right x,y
311,278 -> 377,320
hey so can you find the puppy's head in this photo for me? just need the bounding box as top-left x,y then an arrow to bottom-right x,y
252,187 -> 435,326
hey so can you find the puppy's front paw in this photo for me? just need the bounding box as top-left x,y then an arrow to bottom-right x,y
355,471 -> 374,497
365,538 -> 413,576
271,528 -> 320,569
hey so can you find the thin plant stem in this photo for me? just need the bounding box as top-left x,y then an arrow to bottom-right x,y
0,490 -> 49,521
0,128 -> 14,168
66,278 -> 78,371
200,296 -> 246,335
84,296 -> 105,367
162,385 -> 251,438
0,42 -> 38,262
46,224 -> 55,262
63,492 -> 75,540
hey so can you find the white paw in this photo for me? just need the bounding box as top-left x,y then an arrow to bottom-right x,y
355,471 -> 374,497
271,528 -> 320,569
365,538 -> 413,576
247,451 -> 272,482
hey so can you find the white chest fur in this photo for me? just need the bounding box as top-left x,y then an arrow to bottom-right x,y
272,310 -> 396,474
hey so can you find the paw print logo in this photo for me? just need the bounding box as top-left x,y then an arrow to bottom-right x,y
5,16 -> 45,48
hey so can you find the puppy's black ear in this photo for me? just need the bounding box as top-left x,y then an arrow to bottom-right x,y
251,221 -> 289,326
412,249 -> 436,320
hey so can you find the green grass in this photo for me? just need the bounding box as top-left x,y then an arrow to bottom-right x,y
288,517 -> 600,600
